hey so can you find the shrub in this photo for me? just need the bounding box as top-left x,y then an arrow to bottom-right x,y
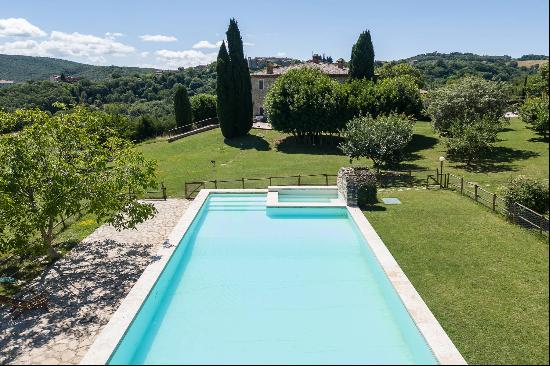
425,76 -> 510,134
445,118 -> 498,166
340,114 -> 414,167
190,93 -> 217,122
499,176 -> 549,214
520,95 -> 549,139
265,67 -> 342,137
174,85 -> 193,127
376,75 -> 423,118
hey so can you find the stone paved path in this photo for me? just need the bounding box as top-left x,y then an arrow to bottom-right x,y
0,199 -> 190,365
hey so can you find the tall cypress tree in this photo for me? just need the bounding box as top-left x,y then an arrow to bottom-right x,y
217,18 -> 252,138
174,85 -> 193,128
216,41 -> 238,138
349,30 -> 375,80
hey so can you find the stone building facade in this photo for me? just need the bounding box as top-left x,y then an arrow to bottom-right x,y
250,56 -> 348,116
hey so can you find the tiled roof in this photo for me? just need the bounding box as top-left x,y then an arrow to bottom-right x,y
252,62 -> 348,76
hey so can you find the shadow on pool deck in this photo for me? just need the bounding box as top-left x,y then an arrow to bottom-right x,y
0,239 -> 157,365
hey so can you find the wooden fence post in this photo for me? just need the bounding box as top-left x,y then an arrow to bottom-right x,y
241,178 -> 245,189
161,182 -> 167,200
184,183 -> 188,199
492,193 -> 497,211
409,170 -> 413,187
460,177 -> 464,195
214,180 -> 218,189
474,184 -> 479,202
269,177 -> 272,186
325,174 -> 329,186
298,175 -> 301,186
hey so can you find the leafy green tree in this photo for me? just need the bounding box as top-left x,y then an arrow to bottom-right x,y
445,118 -> 499,166
425,76 -> 510,134
216,41 -> 238,138
190,94 -> 217,122
377,62 -> 425,88
520,95 -> 549,139
349,30 -> 375,80
339,78 -> 378,120
174,85 -> 192,127
525,63 -> 549,97
376,75 -> 423,118
0,107 -> 157,260
340,114 -> 414,167
225,18 -> 253,136
264,67 -> 342,140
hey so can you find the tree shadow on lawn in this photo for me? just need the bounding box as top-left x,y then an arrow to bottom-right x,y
275,135 -> 345,155
453,146 -> 540,173
528,136 -> 549,143
405,134 -> 439,153
224,134 -> 270,151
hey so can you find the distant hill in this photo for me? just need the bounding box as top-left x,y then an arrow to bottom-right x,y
0,54 -> 155,82
397,52 -> 547,87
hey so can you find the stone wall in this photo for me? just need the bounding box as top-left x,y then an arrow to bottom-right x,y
337,167 -> 377,207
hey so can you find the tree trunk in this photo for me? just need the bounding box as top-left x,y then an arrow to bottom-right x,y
41,218 -> 61,261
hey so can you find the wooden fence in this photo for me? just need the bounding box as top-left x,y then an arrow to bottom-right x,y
431,170 -> 549,235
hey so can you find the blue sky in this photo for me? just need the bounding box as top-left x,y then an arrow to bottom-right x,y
0,0 -> 548,69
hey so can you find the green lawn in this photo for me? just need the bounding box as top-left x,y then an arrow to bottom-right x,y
139,117 -> 548,197
365,188 -> 549,365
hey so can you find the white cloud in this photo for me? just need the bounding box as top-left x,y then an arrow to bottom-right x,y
192,40 -> 222,49
140,34 -> 177,42
0,18 -> 46,37
105,32 -> 124,40
155,49 -> 217,69
140,51 -> 150,58
0,31 -> 135,63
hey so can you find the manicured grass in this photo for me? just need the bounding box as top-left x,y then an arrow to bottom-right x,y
365,188 -> 549,365
138,117 -> 548,197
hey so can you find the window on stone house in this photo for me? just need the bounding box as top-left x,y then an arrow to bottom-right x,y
259,79 -> 264,90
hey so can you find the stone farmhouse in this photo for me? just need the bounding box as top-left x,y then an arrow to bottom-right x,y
250,54 -> 348,116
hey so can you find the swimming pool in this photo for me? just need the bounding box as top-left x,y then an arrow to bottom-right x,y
83,189 -> 465,365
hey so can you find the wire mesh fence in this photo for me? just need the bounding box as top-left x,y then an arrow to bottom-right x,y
440,171 -> 548,235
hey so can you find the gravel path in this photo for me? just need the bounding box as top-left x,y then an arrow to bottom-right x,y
0,199 -> 190,365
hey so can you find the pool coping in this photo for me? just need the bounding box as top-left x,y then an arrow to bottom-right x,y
81,188 -> 466,365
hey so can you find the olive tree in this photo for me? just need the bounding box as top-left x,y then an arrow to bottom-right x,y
425,76 -> 510,134
340,114 -> 414,167
0,107 -> 158,260
376,75 -> 423,118
445,117 -> 499,166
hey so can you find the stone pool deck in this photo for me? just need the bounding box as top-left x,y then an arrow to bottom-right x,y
0,199 -> 190,365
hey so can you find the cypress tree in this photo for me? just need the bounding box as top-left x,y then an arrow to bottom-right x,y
349,30 -> 375,80
224,18 -> 253,137
216,41 -> 238,138
174,85 -> 193,128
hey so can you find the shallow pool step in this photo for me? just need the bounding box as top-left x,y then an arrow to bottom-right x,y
209,196 -> 266,203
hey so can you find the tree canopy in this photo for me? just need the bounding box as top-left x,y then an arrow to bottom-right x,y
0,107 -> 158,260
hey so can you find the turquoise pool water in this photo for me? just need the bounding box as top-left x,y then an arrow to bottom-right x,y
277,189 -> 339,203
109,194 -> 437,365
